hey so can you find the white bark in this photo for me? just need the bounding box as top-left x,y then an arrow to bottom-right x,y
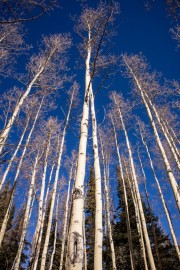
66,31 -> 91,270
140,131 -> 180,262
0,115 -> 30,191
30,163 -> 55,270
0,100 -> 43,248
125,164 -> 148,270
83,213 -> 87,270
99,132 -> 116,270
124,59 -> 180,212
0,45 -> 58,155
144,92 -> 180,171
59,165 -> 74,270
110,115 -> 134,270
13,151 -> 40,270
49,194 -> 59,270
40,88 -> 75,270
112,93 -> 156,270
32,132 -> 51,257
89,87 -> 103,270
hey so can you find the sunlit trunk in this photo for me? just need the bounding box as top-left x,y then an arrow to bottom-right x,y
112,93 -> 156,270
140,130 -> 180,262
90,87 -> 103,270
124,59 -> 180,212
110,116 -> 135,270
66,29 -> 91,270
13,150 -> 41,270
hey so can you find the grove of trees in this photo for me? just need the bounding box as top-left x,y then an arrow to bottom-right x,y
0,0 -> 179,269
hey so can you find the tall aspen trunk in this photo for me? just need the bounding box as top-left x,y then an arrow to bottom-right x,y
123,59 -> 180,212
124,162 -> 148,270
49,194 -> 59,270
137,150 -> 162,269
144,92 -> 180,171
59,164 -> 74,270
83,213 -> 87,270
0,99 -> 43,248
0,115 -> 30,191
66,29 -> 91,270
32,133 -> 51,256
13,150 -> 41,270
0,47 -> 57,155
140,130 -> 180,262
112,93 -> 156,270
40,88 -> 75,270
89,87 -> 103,270
110,116 -> 135,270
99,132 -> 116,270
31,163 -> 55,270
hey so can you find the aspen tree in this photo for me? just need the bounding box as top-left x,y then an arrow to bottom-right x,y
137,149 -> 162,269
49,194 -> 59,270
111,92 -> 156,270
89,87 -> 103,269
122,54 -> 180,212
99,130 -> 117,270
0,34 -> 71,155
139,124 -> 180,262
30,162 -> 56,270
67,3 -> 118,269
13,147 -> 43,270
110,115 -> 135,270
124,160 -> 149,270
40,83 -> 78,270
0,97 -> 44,248
32,118 -> 58,262
59,154 -> 76,270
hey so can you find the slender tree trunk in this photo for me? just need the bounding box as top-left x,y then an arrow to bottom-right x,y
0,47 -> 57,155
124,59 -> 180,212
89,87 -> 103,270
140,130 -> 180,262
99,132 -> 116,270
110,115 -> 135,270
13,150 -> 41,270
31,163 -> 55,270
144,92 -> 180,171
138,150 -> 162,269
83,213 -> 87,270
66,30 -> 91,270
40,88 -> 75,270
0,115 -> 30,191
0,99 -> 43,248
59,164 -> 74,270
49,194 -> 59,270
32,133 -> 51,257
124,162 -> 148,270
112,93 -> 156,270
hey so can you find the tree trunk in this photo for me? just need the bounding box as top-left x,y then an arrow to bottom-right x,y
124,162 -> 148,270
140,130 -> 180,262
30,163 -> 55,270
112,93 -> 156,270
0,115 -> 30,191
110,115 -> 135,270
66,30 -> 91,270
0,99 -> 43,248
40,88 -> 75,270
99,131 -> 116,270
89,87 -> 103,270
124,59 -> 180,212
49,194 -> 59,270
59,164 -> 74,270
13,150 -> 41,270
0,45 -> 56,155
137,150 -> 162,269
